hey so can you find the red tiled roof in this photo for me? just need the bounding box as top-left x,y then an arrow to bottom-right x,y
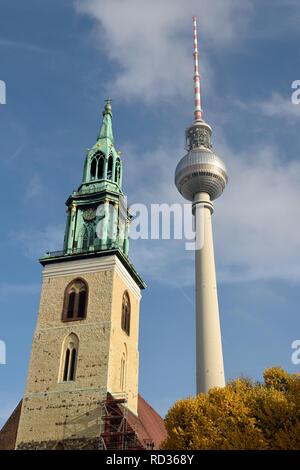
126,395 -> 168,449
0,400 -> 22,450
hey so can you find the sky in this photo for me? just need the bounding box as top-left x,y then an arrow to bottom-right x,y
0,0 -> 300,427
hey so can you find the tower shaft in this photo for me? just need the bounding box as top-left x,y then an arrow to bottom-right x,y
193,192 -> 225,394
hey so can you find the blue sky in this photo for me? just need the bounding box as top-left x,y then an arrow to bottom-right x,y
1,0 -> 300,427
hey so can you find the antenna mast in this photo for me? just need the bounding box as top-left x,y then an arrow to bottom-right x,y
193,16 -> 203,121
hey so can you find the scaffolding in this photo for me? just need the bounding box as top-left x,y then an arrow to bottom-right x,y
99,392 -> 145,450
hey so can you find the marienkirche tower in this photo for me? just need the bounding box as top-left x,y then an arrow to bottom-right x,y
11,101 -> 166,450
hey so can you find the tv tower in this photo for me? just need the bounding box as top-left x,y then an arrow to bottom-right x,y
175,16 -> 228,395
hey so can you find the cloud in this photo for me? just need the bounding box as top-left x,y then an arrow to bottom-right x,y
6,144 -> 26,163
214,141 -> 300,283
0,39 -> 46,53
24,174 -> 42,202
74,0 -> 252,103
14,225 -> 65,259
258,91 -> 300,120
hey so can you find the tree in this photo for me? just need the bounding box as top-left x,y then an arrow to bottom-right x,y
160,367 -> 300,450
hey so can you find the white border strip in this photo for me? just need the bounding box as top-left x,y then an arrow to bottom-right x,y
42,255 -> 141,300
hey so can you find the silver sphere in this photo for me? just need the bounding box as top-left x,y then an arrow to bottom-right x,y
175,148 -> 228,201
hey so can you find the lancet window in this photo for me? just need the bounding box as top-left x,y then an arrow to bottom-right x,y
62,278 -> 88,321
60,333 -> 79,382
90,152 -> 105,181
121,291 -> 130,336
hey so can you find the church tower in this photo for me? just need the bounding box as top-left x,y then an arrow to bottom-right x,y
15,101 -> 147,449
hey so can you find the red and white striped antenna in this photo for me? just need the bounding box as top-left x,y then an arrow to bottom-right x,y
193,16 -> 203,121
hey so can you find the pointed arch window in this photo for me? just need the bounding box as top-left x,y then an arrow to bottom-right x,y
120,347 -> 127,392
62,278 -> 88,322
90,152 -> 105,181
78,290 -> 86,318
79,223 -> 95,252
121,291 -> 131,336
90,158 -> 97,180
115,159 -> 121,185
67,290 -> 76,318
97,157 -> 104,179
107,154 -> 113,180
60,333 -> 79,382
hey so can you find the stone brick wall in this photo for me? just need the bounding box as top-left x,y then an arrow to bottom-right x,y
17,437 -> 101,450
108,271 -> 140,413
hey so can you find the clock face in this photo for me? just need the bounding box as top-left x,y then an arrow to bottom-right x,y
83,208 -> 96,221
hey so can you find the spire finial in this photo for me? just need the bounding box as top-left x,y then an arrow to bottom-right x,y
104,96 -> 112,114
193,16 -> 203,122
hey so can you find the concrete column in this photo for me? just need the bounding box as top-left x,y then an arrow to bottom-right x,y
193,192 -> 225,395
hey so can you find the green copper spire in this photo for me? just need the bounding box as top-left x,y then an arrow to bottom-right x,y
39,99 -> 145,290
46,100 -> 130,255
81,99 -> 122,192
97,98 -> 114,144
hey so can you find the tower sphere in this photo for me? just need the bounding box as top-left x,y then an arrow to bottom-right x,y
175,147 -> 228,202
175,123 -> 228,202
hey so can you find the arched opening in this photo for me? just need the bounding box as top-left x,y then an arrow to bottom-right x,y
67,290 -> 76,319
69,348 -> 77,380
90,158 -> 97,180
115,159 -> 121,184
62,278 -> 88,321
97,157 -> 104,179
121,291 -> 131,336
63,348 -> 70,381
90,152 -> 105,181
107,155 -> 113,179
120,345 -> 127,392
77,290 -> 86,318
60,333 -> 79,382
79,223 -> 95,252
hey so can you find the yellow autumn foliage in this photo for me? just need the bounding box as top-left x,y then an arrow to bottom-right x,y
161,367 -> 300,450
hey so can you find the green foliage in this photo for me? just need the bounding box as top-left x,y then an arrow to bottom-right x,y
161,367 -> 300,450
